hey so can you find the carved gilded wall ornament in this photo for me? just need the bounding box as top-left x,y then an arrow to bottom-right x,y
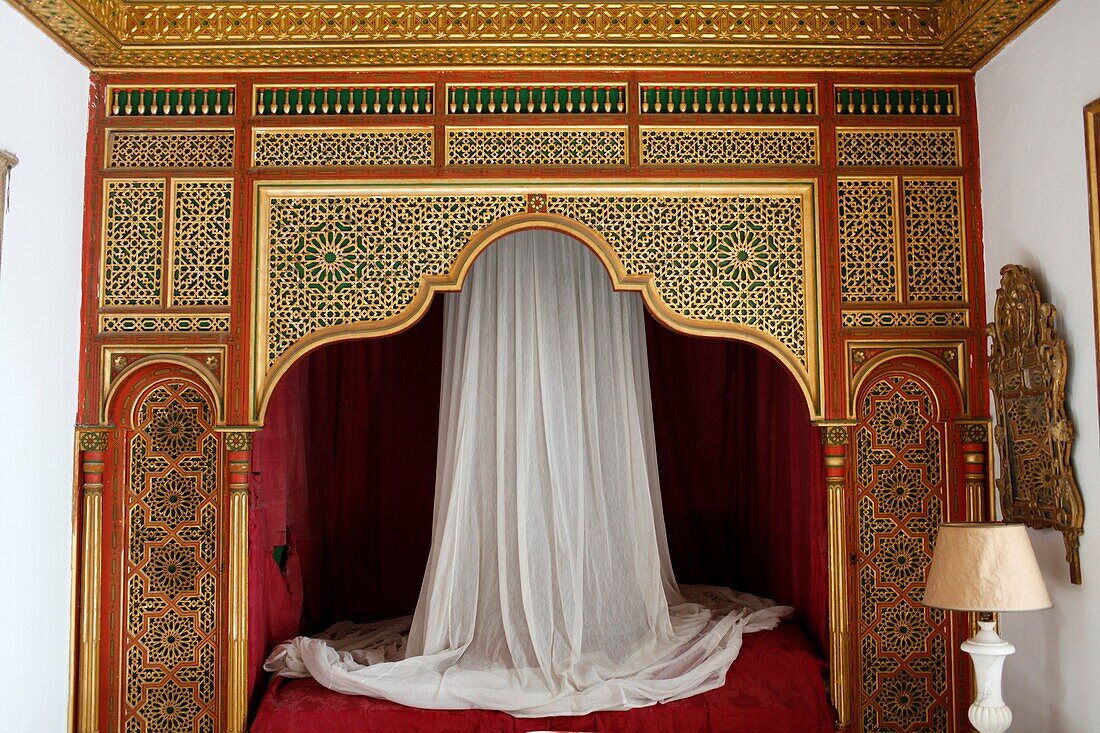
988,264 -> 1085,584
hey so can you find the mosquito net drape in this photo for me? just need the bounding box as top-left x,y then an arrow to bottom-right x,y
264,230 -> 791,716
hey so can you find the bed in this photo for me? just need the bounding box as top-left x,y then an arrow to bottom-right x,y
250,623 -> 834,733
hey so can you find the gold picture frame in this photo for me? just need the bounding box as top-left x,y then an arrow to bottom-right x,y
1085,97 -> 1100,434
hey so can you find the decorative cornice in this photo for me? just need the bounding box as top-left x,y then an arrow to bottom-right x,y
6,0 -> 1060,69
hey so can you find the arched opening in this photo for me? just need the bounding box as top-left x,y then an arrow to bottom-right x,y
247,231 -> 829,726
251,211 -> 821,425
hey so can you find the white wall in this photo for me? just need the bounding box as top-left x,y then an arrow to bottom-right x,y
977,0 -> 1100,729
0,5 -> 89,731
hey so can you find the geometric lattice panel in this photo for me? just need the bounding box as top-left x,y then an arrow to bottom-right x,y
638,126 -> 818,166
252,128 -> 434,168
547,192 -> 810,363
854,374 -> 955,733
257,183 -> 816,416
841,309 -> 968,330
170,180 -> 233,308
904,178 -> 966,303
838,177 -> 900,303
260,184 -> 811,364
100,314 -> 232,333
102,179 -> 166,307
106,131 -> 235,169
445,127 -> 628,167
123,383 -> 221,733
261,191 -> 528,367
836,128 -> 961,168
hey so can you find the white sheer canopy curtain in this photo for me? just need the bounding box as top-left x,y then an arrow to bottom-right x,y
264,229 -> 792,715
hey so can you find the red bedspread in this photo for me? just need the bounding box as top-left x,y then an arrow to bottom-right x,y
251,624 -> 834,733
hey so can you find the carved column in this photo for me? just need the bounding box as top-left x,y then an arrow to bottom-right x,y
820,423 -> 852,730
76,429 -> 108,733
959,421 -> 992,522
225,430 -> 254,733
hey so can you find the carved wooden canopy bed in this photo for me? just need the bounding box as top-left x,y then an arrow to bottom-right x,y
59,37 -> 1005,729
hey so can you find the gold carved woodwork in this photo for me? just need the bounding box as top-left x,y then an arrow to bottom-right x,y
903,178 -> 967,303
445,127 -> 629,168
838,177 -> 901,303
122,383 -> 223,732
9,0 -> 1058,69
100,314 -> 231,333
957,419 -> 994,523
988,264 -> 1085,584
637,126 -> 818,167
836,128 -> 961,168
101,179 -> 166,307
841,310 -> 969,330
846,342 -> 967,420
854,373 -> 958,732
820,422 -> 852,730
639,84 -> 816,115
253,181 -> 822,422
106,130 -> 235,169
76,428 -> 108,733
101,347 -> 227,425
100,177 -> 234,315
108,86 -> 235,116
252,127 -> 434,168
222,428 -> 255,733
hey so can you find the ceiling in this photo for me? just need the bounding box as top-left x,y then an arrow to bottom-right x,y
7,0 -> 1060,70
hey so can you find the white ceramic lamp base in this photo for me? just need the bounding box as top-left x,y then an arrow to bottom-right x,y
960,620 -> 1015,733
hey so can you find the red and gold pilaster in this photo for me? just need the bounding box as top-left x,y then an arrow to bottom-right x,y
225,430 -> 255,733
820,423 -> 853,730
958,421 -> 993,522
76,429 -> 108,733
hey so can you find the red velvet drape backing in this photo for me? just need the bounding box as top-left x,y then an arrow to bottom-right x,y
249,298 -> 827,712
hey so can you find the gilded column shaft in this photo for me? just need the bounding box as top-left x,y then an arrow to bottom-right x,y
226,432 -> 253,733
821,425 -> 851,730
77,432 -> 107,733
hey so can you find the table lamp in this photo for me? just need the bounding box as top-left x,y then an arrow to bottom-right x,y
923,523 -> 1051,733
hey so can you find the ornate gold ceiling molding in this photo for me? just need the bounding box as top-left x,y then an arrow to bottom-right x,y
8,0 -> 1060,69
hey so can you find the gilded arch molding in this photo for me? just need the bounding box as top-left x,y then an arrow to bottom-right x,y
252,179 -> 822,423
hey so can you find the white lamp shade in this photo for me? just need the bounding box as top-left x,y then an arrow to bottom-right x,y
923,523 -> 1052,612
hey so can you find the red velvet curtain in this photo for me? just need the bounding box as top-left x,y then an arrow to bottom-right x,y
644,317 -> 827,652
249,299 -> 827,709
